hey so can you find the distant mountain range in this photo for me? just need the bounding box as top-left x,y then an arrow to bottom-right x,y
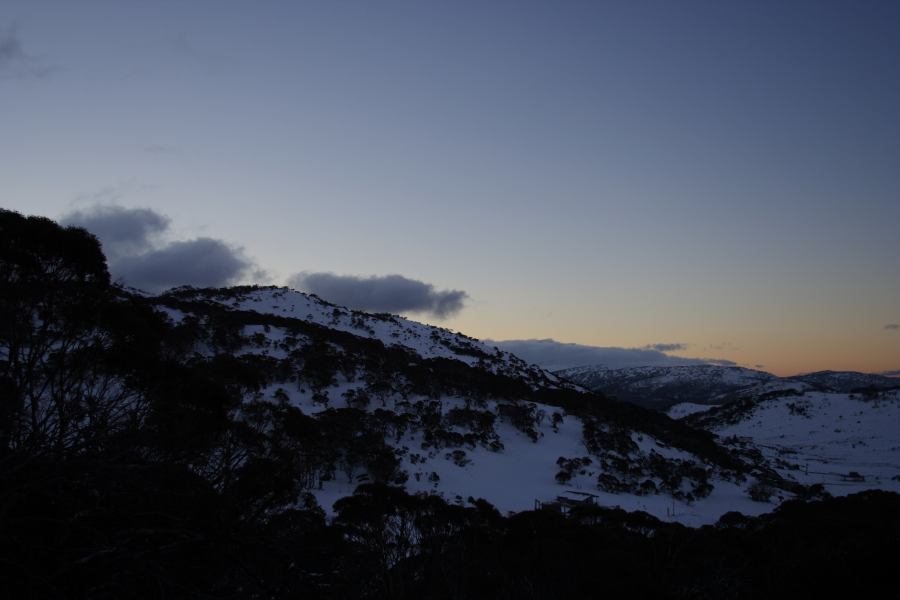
555,364 -> 899,411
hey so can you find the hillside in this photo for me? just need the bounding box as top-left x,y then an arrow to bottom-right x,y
686,389 -> 900,497
557,363 -> 900,498
151,286 -> 793,526
160,285 -> 565,389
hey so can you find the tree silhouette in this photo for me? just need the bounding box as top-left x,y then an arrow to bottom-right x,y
0,208 -> 141,455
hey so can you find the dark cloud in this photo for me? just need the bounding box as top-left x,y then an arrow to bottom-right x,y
289,272 -> 467,318
113,238 -> 253,293
488,339 -> 720,371
885,324 -> 899,331
63,205 -> 256,293
62,205 -> 170,260
880,370 -> 900,377
643,342 -> 687,352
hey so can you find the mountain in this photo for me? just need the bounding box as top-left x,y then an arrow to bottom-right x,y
556,364 -> 811,411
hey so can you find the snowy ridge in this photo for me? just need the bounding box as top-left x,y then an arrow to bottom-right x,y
160,286 -> 564,390
556,364 -> 811,410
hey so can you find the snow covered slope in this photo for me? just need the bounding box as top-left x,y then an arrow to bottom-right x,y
557,364 -> 810,411
281,387 -> 783,528
149,286 -> 797,526
161,286 -> 564,389
688,390 -> 900,497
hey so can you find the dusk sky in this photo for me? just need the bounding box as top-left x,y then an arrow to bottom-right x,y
3,1 -> 899,375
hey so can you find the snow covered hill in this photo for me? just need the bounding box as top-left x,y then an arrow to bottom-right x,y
148,286 -> 800,526
556,364 -> 810,411
687,390 -> 900,498
160,286 -> 565,390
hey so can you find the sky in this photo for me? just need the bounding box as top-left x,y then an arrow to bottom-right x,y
2,1 -> 899,376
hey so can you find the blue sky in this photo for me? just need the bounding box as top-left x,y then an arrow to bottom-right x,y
2,1 -> 899,374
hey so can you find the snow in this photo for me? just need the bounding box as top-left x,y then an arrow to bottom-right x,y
261,382 -> 783,527
711,391 -> 900,496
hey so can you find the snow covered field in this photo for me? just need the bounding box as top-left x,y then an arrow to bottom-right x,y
708,391 -> 900,496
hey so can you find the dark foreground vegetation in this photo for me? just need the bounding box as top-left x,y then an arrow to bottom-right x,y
3,463 -> 898,600
1,208 -> 897,598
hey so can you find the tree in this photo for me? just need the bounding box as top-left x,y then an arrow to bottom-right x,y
0,209 -> 140,455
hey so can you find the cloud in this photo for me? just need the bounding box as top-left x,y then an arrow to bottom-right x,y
643,342 -> 687,352
885,324 -> 899,331
0,24 -> 57,80
62,205 -> 170,260
488,339 -> 722,371
880,370 -> 900,377
289,272 -> 468,318
62,205 -> 256,293
113,238 -> 253,293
